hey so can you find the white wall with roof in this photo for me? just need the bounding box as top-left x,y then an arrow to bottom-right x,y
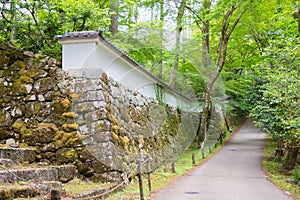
57,31 -> 199,112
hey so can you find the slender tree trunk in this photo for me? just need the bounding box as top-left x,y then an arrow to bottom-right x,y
284,142 -> 299,170
295,0 -> 300,36
9,1 -> 16,45
201,0 -> 212,71
169,0 -> 186,88
198,2 -> 253,148
158,0 -> 164,79
109,0 -> 119,36
128,5 -> 132,29
198,0 -> 212,147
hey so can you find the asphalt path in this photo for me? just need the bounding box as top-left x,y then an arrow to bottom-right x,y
151,119 -> 293,200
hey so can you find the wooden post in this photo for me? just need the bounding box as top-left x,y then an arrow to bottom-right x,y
192,153 -> 195,165
138,142 -> 144,200
51,189 -> 61,200
171,160 -> 176,173
147,155 -> 151,192
220,132 -> 223,144
224,115 -> 232,132
201,147 -> 205,159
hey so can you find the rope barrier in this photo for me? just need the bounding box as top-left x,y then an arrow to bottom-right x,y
75,156 -> 151,200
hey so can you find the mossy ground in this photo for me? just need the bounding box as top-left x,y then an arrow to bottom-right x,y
263,137 -> 300,200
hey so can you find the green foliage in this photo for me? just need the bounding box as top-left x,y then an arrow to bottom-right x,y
263,138 -> 300,199
0,0 -> 110,58
249,36 -> 300,149
291,166 -> 300,186
109,22 -> 206,97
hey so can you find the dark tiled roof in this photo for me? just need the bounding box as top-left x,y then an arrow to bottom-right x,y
55,31 -> 98,39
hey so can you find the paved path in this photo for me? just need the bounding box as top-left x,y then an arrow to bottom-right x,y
151,119 -> 293,200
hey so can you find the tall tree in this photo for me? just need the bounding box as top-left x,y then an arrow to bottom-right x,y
109,0 -> 119,36
169,0 -> 187,88
201,0 -> 212,70
158,0 -> 164,79
0,0 -> 17,45
295,0 -> 300,36
197,1 -> 253,148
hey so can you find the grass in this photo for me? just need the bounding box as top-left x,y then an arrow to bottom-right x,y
63,178 -> 113,195
263,137 -> 300,200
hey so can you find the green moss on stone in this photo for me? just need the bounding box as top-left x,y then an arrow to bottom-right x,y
56,148 -> 78,163
111,125 -> 120,134
0,129 -> 12,140
19,76 -> 33,84
54,131 -> 79,148
12,120 -> 24,132
11,81 -> 27,95
101,72 -> 109,85
110,132 -> 119,143
62,112 -> 79,119
23,68 -> 47,79
0,189 -> 11,200
11,60 -> 26,71
52,98 -> 71,114
62,123 -> 78,132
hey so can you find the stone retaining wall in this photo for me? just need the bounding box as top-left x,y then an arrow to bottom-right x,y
0,42 -> 198,182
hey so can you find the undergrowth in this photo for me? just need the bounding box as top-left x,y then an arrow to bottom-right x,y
263,137 -> 300,200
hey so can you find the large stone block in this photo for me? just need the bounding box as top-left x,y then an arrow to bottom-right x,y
0,148 -> 35,163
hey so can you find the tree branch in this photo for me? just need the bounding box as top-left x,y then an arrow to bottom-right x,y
185,5 -> 203,23
27,0 -> 52,47
227,1 -> 253,39
1,3 -> 11,23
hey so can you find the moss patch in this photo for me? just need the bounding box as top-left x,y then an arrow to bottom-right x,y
62,112 -> 79,119
56,148 -> 78,163
62,123 -> 78,132
54,131 -> 79,148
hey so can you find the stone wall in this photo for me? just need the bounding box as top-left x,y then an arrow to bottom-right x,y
0,42 -> 198,182
72,71 -> 197,177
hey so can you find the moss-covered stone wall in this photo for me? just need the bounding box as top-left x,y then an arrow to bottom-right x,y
0,42 -> 85,168
0,41 -> 199,182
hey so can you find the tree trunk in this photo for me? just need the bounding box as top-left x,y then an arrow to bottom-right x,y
295,0 -> 300,36
284,143 -> 299,170
9,0 -> 16,45
158,0 -> 164,79
169,0 -> 186,88
197,2 -> 253,148
198,88 -> 211,148
201,0 -> 212,71
109,0 -> 119,36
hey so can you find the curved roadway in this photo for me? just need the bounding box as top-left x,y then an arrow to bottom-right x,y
151,119 -> 293,200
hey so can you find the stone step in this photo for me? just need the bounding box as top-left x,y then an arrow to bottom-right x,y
0,158 -> 13,168
0,165 -> 75,183
0,147 -> 35,164
0,181 -> 63,200
0,185 -> 39,200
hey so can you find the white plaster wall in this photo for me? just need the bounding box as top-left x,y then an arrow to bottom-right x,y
62,42 -> 97,70
58,37 -> 199,111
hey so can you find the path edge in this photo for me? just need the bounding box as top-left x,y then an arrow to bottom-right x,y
150,118 -> 248,199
